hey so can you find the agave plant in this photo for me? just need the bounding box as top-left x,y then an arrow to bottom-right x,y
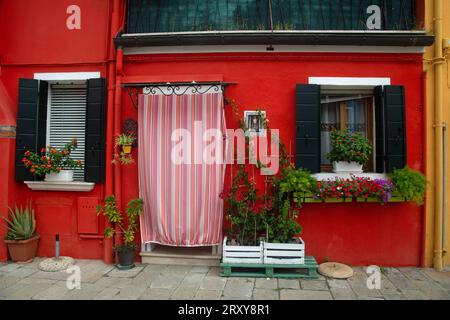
3,201 -> 36,240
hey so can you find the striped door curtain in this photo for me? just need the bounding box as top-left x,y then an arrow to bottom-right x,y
138,92 -> 227,247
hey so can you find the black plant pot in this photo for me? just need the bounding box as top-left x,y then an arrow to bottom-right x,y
117,247 -> 135,270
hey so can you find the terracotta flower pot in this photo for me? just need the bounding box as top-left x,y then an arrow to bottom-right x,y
121,145 -> 132,154
4,234 -> 40,263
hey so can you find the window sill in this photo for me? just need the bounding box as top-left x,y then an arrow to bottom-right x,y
313,173 -> 387,181
24,181 -> 95,192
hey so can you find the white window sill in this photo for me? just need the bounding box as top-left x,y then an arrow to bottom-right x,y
24,181 -> 95,192
312,173 -> 388,181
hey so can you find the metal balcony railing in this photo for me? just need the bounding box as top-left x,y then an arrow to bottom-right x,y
126,0 -> 419,34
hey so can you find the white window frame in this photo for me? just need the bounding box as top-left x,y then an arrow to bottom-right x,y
309,77 -> 391,180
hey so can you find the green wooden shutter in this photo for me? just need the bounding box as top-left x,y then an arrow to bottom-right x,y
384,85 -> 407,172
374,86 -> 385,173
374,85 -> 407,173
84,78 -> 107,183
15,79 -> 48,181
295,84 -> 321,173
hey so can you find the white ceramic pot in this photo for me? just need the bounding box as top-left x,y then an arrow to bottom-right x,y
45,170 -> 74,182
332,161 -> 363,173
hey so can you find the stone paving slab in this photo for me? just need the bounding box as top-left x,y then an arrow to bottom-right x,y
1,259 -> 450,300
280,289 -> 333,300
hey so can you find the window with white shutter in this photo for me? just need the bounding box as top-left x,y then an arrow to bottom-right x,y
47,84 -> 87,181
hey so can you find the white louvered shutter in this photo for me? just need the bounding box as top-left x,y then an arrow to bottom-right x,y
47,84 -> 87,181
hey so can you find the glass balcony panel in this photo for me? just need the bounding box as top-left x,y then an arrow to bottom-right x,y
126,0 -> 418,33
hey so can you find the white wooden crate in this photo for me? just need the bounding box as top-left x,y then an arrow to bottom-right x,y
263,237 -> 305,264
222,236 -> 263,264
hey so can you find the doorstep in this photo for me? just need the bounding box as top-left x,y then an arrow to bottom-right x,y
140,245 -> 221,267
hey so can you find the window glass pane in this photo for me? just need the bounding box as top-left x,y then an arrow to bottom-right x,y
345,99 -> 367,136
320,102 -> 339,165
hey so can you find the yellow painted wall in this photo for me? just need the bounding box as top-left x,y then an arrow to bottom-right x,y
424,0 -> 450,268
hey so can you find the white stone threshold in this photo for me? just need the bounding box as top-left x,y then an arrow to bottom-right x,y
24,181 -> 95,192
313,173 -> 388,181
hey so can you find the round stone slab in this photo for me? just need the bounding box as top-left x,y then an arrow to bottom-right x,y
38,257 -> 75,272
318,262 -> 354,279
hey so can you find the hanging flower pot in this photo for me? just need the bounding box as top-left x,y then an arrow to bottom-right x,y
121,144 -> 133,154
44,170 -> 74,182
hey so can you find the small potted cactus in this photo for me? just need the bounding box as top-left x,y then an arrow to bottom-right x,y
3,201 -> 40,263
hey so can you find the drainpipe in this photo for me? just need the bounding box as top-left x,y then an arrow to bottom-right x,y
103,0 -> 121,264
114,46 -> 124,252
421,70 -> 428,267
443,125 -> 447,263
433,0 -> 445,272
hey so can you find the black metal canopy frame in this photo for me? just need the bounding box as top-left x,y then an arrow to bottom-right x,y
123,82 -> 235,109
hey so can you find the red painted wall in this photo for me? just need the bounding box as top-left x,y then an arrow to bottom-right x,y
122,52 -> 425,266
0,0 -> 112,261
0,0 -> 110,65
0,0 -> 426,266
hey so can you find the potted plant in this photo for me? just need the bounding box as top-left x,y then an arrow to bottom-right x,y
260,166 -> 316,264
22,139 -> 83,182
115,133 -> 135,154
96,196 -> 143,269
327,130 -> 373,173
221,165 -> 267,264
3,201 -> 40,263
112,134 -> 136,165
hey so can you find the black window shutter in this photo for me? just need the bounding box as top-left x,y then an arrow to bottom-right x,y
295,84 -> 321,173
15,79 -> 48,181
383,85 -> 407,172
374,85 -> 407,173
374,86 -> 386,173
84,78 -> 107,183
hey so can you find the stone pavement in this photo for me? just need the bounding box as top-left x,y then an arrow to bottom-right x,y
1,259 -> 449,300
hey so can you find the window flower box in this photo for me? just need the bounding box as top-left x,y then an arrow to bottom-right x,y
263,237 -> 305,265
222,236 -> 263,264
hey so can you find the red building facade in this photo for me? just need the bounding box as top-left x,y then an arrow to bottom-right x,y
0,0 -> 433,266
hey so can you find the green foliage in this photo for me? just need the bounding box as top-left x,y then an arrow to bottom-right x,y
327,130 -> 373,165
389,167 -> 428,205
277,166 -> 318,206
115,133 -> 136,147
265,166 -> 315,243
3,201 -> 36,240
97,196 -> 144,250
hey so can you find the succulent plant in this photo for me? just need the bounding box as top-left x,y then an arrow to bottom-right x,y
3,201 -> 36,240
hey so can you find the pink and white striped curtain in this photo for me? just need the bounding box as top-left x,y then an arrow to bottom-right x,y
138,92 -> 226,246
